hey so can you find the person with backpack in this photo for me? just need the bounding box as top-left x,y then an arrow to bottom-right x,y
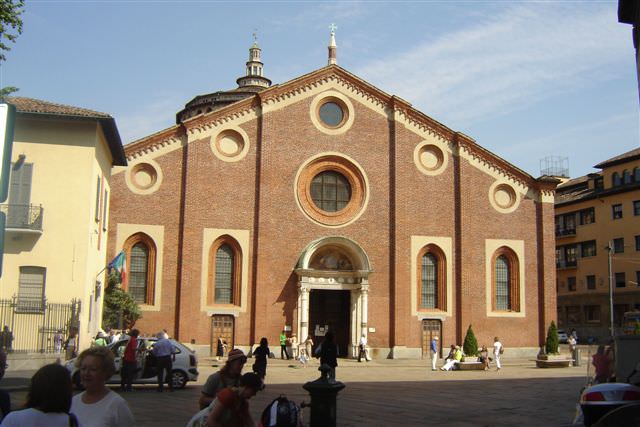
493,336 -> 503,371
259,396 -> 303,427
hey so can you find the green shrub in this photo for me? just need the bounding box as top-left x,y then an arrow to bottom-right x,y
463,325 -> 479,357
545,321 -> 559,354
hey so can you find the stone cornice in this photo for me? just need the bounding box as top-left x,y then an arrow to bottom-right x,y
124,126 -> 184,161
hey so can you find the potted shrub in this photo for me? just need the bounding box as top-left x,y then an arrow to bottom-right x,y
462,325 -> 479,362
537,321 -> 570,366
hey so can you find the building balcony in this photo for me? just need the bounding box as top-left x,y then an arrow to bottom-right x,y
556,260 -> 577,269
0,204 -> 44,234
555,228 -> 576,238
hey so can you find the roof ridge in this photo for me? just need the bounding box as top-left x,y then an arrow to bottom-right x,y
6,96 -> 112,118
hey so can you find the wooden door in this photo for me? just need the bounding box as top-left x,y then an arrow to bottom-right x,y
421,319 -> 442,358
210,315 -> 234,356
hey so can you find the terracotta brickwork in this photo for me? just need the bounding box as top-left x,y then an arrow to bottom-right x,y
108,66 -> 557,356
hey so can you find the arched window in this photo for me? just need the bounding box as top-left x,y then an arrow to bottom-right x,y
492,247 -> 520,312
623,170 -> 632,185
612,172 -> 621,187
122,233 -> 156,305
634,167 -> 640,183
417,245 -> 446,311
209,236 -> 242,306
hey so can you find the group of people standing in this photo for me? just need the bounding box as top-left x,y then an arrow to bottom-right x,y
431,336 -> 504,371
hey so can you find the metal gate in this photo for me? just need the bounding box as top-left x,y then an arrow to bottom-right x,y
421,319 -> 442,359
0,297 -> 80,353
210,315 -> 234,357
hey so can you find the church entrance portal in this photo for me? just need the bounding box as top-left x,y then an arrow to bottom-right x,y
309,290 -> 350,357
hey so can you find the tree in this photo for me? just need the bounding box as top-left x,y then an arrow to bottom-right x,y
463,324 -> 479,357
102,271 -> 142,330
0,0 -> 25,97
545,320 -> 560,355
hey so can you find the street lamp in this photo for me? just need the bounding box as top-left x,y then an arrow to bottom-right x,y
606,242 -> 615,338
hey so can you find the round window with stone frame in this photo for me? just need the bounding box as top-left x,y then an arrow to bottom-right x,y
310,170 -> 352,213
317,97 -> 348,129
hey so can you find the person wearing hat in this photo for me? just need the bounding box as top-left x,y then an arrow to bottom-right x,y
199,349 -> 247,409
205,372 -> 264,427
430,336 -> 439,371
93,332 -> 108,347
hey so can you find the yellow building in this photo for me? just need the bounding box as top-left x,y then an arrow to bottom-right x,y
556,147 -> 640,341
0,97 -> 126,353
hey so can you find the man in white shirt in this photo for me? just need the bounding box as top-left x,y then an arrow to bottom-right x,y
358,334 -> 369,362
493,337 -> 503,371
152,331 -> 174,392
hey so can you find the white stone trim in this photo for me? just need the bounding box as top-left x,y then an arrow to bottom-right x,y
210,125 -> 251,163
410,236 -> 453,318
485,239 -> 526,318
309,90 -> 355,135
124,158 -> 163,196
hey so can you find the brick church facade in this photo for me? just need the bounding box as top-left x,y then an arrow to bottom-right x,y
108,34 -> 558,358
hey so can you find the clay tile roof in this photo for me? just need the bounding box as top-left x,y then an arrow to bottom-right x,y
4,96 -> 127,166
594,147 -> 640,169
6,96 -> 112,119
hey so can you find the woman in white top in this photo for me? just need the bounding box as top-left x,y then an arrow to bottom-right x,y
1,363 -> 77,426
70,346 -> 135,427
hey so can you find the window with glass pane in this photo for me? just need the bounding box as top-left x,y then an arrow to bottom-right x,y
579,208 -> 595,225
635,168 -> 640,183
495,256 -> 510,310
310,171 -> 351,212
581,241 -> 596,258
215,244 -> 233,304
613,238 -> 624,253
634,201 -> 640,216
586,275 -> 596,290
615,272 -> 626,288
421,253 -> 437,309
18,266 -> 46,312
612,172 -> 621,187
612,204 -> 623,219
129,243 -> 149,304
623,170 -> 632,184
319,102 -> 344,127
568,277 -> 576,291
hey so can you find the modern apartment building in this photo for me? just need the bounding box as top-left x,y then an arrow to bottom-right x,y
556,147 -> 640,341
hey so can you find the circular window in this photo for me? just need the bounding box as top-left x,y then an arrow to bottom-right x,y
489,181 -> 520,213
318,102 -> 345,128
216,130 -> 244,157
210,126 -> 250,162
309,91 -> 355,135
125,160 -> 163,195
311,171 -> 352,212
295,154 -> 368,227
132,163 -> 157,190
413,142 -> 448,176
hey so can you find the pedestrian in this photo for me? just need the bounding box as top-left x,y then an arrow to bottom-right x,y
120,329 -> 140,392
93,332 -> 107,347
358,334 -> 369,362
199,349 -> 247,410
592,345 -> 610,384
430,336 -> 439,371
568,334 -> 577,365
0,349 -> 10,421
205,372 -> 264,427
0,364 -> 75,426
216,338 -> 225,361
304,335 -> 314,363
319,331 -> 338,381
441,345 -> 463,371
0,327 -> 12,353
70,347 -> 134,427
479,345 -> 491,370
252,338 -> 270,380
289,334 -> 298,359
279,330 -> 290,360
64,327 -> 78,360
53,330 -> 64,354
493,336 -> 503,371
152,331 -> 174,392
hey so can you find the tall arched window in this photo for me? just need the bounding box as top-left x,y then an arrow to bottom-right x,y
634,167 -> 640,183
215,245 -> 233,304
122,233 -> 156,305
492,247 -> 520,312
417,245 -> 446,311
623,170 -> 632,185
612,172 -> 621,187
209,236 -> 242,306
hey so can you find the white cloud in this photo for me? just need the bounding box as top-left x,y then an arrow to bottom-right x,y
355,4 -> 629,126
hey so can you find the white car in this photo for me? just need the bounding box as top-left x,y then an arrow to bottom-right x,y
66,337 -> 198,389
557,329 -> 569,344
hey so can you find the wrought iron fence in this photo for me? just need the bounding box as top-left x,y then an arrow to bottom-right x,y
0,297 -> 80,353
0,204 -> 44,231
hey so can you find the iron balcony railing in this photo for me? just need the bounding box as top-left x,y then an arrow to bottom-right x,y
555,227 -> 576,237
0,204 -> 44,231
556,260 -> 578,269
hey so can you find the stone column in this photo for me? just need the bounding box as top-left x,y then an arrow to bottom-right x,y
299,286 -> 310,343
360,286 -> 369,339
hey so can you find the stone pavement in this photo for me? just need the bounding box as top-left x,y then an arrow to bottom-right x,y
2,355 -> 590,426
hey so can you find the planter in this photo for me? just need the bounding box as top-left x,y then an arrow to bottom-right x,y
536,353 -> 572,368
537,354 -> 567,361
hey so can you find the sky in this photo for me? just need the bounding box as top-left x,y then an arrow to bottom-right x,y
1,0 -> 638,179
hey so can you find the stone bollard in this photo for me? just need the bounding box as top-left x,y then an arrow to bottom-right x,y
302,364 -> 345,427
